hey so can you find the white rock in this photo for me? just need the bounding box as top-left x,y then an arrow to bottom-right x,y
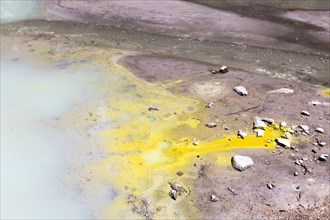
253,117 -> 267,130
276,138 -> 291,148
210,194 -> 219,202
267,182 -> 275,189
231,155 -> 254,171
280,121 -> 287,128
205,102 -> 214,108
301,111 -> 310,116
267,88 -> 294,94
219,65 -> 228,73
262,118 -> 275,124
237,130 -> 248,139
315,127 -> 324,133
255,129 -> 265,137
318,154 -> 329,161
148,106 -> 159,111
294,172 -> 298,176
233,86 -> 248,96
318,141 -> 326,147
206,122 -> 217,128
169,189 -> 177,200
193,139 -> 199,146
299,125 -> 309,134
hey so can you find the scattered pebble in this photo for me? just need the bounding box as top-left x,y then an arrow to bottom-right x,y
301,111 -> 310,116
317,141 -> 326,147
205,102 -> 214,108
233,86 -> 248,96
169,189 -> 177,200
219,65 -> 228,73
231,155 -> 254,171
318,154 -> 329,161
315,127 -> 324,133
267,88 -> 294,94
206,122 -> 217,128
210,194 -> 220,202
294,172 -> 299,176
276,138 -> 291,148
193,139 -> 199,146
237,130 -> 247,139
176,171 -> 184,176
148,106 -> 159,111
267,182 -> 275,189
298,125 -> 309,134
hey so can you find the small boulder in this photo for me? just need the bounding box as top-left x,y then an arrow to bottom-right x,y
233,86 -> 248,96
253,117 -> 267,130
219,65 -> 229,73
276,138 -> 291,148
318,154 -> 329,161
231,155 -> 254,171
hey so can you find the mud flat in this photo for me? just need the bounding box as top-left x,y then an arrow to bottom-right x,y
1,0 -> 330,219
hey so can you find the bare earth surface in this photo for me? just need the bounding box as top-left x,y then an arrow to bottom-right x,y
1,0 -> 329,219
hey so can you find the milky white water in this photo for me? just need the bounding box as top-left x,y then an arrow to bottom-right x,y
0,57 -> 97,219
0,0 -> 40,24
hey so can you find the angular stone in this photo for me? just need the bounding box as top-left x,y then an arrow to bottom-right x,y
206,122 -> 217,128
233,86 -> 248,96
315,127 -> 324,133
301,111 -> 310,116
253,117 -> 267,130
231,155 -> 254,171
276,138 -> 291,148
237,130 -> 247,139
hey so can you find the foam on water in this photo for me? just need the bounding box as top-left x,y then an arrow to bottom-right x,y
0,58 -> 94,219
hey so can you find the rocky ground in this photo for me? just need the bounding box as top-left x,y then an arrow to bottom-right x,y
1,0 -> 329,219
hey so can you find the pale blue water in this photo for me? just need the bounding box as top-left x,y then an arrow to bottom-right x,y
0,0 -> 39,24
0,57 -> 95,219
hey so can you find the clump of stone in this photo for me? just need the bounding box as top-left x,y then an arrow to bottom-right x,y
168,182 -> 186,200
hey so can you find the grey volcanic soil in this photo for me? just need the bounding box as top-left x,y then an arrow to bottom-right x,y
121,54 -> 330,219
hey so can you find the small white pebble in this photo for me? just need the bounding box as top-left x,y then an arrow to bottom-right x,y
301,111 -> 310,116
